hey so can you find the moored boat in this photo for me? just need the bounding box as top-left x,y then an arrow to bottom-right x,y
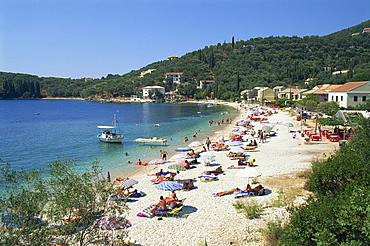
97,114 -> 124,143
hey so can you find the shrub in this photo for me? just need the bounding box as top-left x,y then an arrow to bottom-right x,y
233,199 -> 264,219
261,220 -> 284,246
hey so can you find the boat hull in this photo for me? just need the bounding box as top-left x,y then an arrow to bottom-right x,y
98,136 -> 124,143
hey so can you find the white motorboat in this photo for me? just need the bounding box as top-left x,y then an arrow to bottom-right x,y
97,114 -> 124,143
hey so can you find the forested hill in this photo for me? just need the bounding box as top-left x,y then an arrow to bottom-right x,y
1,20 -> 369,100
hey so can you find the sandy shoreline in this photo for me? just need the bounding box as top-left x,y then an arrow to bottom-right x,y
113,104 -> 338,246
110,101 -> 241,181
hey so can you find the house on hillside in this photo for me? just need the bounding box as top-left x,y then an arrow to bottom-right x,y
302,84 -> 342,102
164,72 -> 183,84
142,86 -> 165,101
277,86 -> 307,100
257,87 -> 275,102
139,69 -> 156,77
328,81 -> 370,108
167,56 -> 178,60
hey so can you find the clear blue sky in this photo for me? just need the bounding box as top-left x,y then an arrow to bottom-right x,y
1,0 -> 369,79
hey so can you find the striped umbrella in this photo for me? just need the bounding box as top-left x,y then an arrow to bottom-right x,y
155,181 -> 184,191
93,215 -> 132,230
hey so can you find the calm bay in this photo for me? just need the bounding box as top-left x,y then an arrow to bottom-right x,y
0,100 -> 236,177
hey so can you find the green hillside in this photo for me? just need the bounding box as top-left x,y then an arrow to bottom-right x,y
1,20 -> 370,100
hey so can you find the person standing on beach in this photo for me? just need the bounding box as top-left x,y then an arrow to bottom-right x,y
160,150 -> 168,160
206,137 -> 211,150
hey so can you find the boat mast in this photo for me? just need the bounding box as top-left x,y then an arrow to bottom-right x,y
113,114 -> 117,128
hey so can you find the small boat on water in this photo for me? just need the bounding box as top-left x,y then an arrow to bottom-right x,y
134,137 -> 167,145
97,114 -> 124,143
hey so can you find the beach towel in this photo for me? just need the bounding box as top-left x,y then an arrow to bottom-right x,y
137,205 -> 155,218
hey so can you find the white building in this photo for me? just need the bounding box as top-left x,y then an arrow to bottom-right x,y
328,81 -> 370,108
165,72 -> 183,84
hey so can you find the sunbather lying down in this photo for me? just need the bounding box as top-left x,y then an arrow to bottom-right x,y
203,166 -> 223,175
245,184 -> 263,192
213,188 -> 240,197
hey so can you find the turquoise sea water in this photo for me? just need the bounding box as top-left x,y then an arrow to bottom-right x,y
0,100 -> 236,177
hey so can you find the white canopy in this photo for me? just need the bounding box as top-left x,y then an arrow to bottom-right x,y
97,126 -> 117,129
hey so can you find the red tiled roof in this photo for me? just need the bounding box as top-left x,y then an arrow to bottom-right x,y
330,81 -> 368,92
165,72 -> 183,75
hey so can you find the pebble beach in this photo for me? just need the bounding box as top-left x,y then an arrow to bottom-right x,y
114,103 -> 338,246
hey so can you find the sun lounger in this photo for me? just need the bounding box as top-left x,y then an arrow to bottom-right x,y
234,190 -> 253,198
234,188 -> 266,198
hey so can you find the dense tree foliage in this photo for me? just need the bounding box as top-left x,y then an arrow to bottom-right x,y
0,159 -> 128,245
1,20 -> 369,100
280,118 -> 370,245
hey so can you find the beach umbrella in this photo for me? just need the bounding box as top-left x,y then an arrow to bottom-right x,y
261,125 -> 273,133
188,141 -> 203,147
200,152 -> 216,157
199,156 -> 215,164
229,141 -> 243,146
232,126 -> 241,131
236,167 -> 262,184
168,154 -> 187,161
174,160 -> 190,169
175,147 -> 193,152
155,181 -> 184,191
237,121 -> 247,126
168,164 -> 187,171
93,215 -> 132,230
284,122 -> 294,127
229,147 -> 245,153
120,178 -> 138,187
284,122 -> 294,132
148,158 -> 166,165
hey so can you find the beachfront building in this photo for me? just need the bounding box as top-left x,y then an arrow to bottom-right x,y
199,80 -> 215,89
302,84 -> 342,102
142,86 -> 165,101
273,86 -> 286,97
277,86 -> 307,100
257,87 -> 275,103
164,72 -> 183,84
328,81 -> 370,108
240,89 -> 255,103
